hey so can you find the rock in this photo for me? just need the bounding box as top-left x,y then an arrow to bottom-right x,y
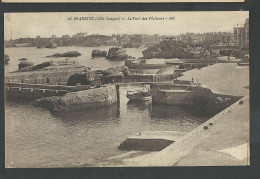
18,61 -> 34,70
4,55 -> 10,64
67,71 -> 96,86
33,85 -> 118,112
106,47 -> 135,61
31,61 -> 53,70
92,49 -> 107,58
142,40 -> 199,59
46,51 -> 81,58
18,61 -> 52,72
18,58 -> 28,61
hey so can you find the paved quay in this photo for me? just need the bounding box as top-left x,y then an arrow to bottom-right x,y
178,63 -> 249,96
107,63 -> 250,166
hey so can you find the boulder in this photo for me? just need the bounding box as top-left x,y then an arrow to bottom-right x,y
46,51 -> 81,58
18,61 -> 34,70
67,71 -> 96,86
33,85 -> 118,112
92,49 -> 107,58
106,47 -> 135,60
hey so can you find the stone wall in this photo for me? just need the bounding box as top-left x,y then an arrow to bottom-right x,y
6,87 -> 68,99
5,67 -> 86,85
34,85 -> 118,112
5,83 -> 91,99
150,83 -> 214,105
154,90 -> 195,105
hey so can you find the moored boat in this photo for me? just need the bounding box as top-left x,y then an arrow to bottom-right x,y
237,62 -> 249,66
126,90 -> 152,101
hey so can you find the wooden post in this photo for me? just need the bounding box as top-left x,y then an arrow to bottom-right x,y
116,84 -> 120,103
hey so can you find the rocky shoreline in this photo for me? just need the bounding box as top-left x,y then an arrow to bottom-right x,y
106,47 -> 135,60
142,40 -> 209,59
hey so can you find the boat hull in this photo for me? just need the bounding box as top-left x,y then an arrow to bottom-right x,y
237,62 -> 249,66
127,95 -> 152,101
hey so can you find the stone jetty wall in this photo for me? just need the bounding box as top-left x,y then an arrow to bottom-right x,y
150,83 -> 240,116
6,87 -> 68,99
34,85 -> 118,112
5,82 -> 91,92
5,67 -> 86,85
5,83 -> 91,99
151,83 -> 214,105
154,90 -> 195,105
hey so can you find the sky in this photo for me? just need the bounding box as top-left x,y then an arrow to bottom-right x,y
4,11 -> 249,40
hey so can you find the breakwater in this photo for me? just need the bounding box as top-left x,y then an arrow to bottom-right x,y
150,83 -> 241,116
150,83 -> 212,105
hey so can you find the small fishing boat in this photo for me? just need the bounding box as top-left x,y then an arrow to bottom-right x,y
237,62 -> 249,66
126,90 -> 152,101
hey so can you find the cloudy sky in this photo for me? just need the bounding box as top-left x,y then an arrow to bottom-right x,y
5,11 -> 249,40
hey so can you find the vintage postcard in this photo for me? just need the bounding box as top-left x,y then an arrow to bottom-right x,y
4,11 -> 249,168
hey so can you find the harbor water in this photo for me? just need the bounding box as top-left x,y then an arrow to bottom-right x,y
5,47 -> 210,168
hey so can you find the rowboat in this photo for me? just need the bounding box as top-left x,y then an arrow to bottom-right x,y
126,90 -> 152,101
237,62 -> 249,66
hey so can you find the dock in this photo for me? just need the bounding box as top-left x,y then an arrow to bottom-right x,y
104,63 -> 249,166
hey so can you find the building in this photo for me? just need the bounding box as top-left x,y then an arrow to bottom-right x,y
72,32 -> 88,38
127,34 -> 159,46
233,18 -> 249,48
233,27 -> 245,47
244,18 -> 249,48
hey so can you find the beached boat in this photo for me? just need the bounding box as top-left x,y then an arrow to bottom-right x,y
126,90 -> 152,101
237,62 -> 249,66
